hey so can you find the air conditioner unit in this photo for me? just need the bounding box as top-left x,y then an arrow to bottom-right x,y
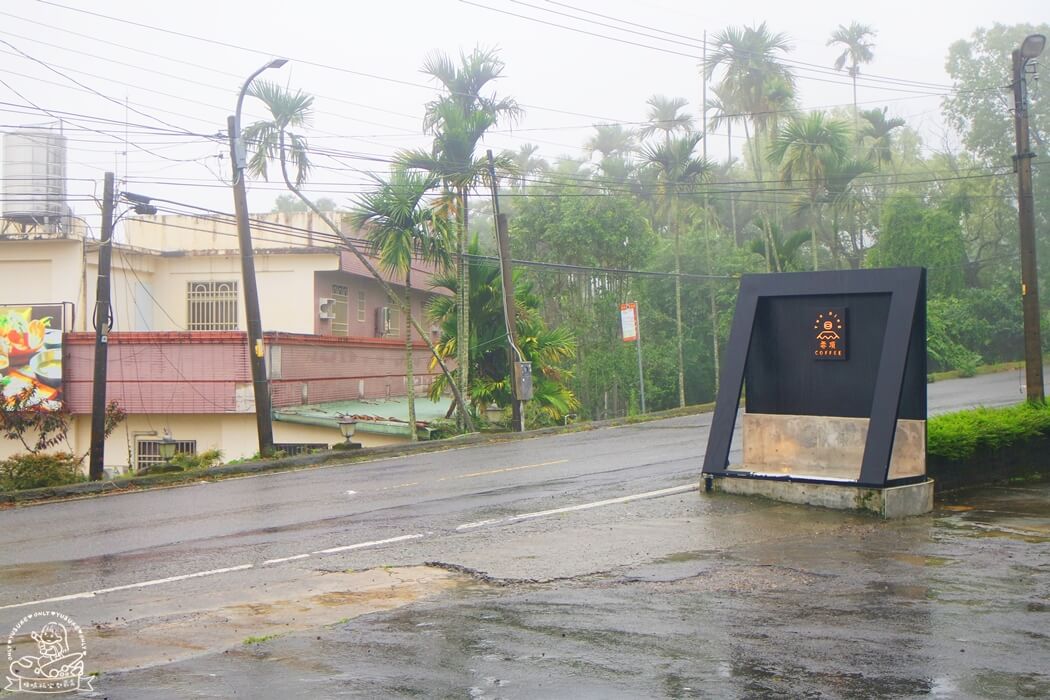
318,297 -> 336,320
375,306 -> 391,337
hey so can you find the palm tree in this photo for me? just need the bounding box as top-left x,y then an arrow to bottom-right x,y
348,169 -> 453,440
243,81 -> 313,186
405,47 -> 520,425
828,22 -> 877,140
640,95 -> 694,146
860,107 -> 905,169
749,219 -> 811,271
768,111 -> 851,270
426,238 -> 580,423
705,23 -> 796,181
641,132 -> 712,407
824,156 -> 877,267
585,124 -> 637,159
243,81 -> 474,430
500,143 -> 548,191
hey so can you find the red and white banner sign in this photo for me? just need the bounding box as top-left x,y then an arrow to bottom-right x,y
620,302 -> 639,342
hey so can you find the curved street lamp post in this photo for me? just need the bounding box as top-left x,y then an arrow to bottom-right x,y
228,59 -> 287,457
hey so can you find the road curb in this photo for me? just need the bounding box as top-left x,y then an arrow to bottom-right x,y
0,404 -> 715,506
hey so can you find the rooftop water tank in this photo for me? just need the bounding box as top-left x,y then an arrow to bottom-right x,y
2,128 -> 68,224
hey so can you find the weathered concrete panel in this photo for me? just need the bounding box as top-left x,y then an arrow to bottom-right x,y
737,413 -> 925,481
707,475 -> 934,518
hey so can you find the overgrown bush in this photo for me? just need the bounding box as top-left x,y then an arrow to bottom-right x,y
928,402 -> 1050,461
0,452 -> 85,491
170,449 -> 223,471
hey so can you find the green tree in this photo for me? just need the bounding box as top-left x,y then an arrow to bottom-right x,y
272,194 -> 337,213
585,124 -> 637,159
426,239 -> 580,424
859,107 -> 905,169
348,169 -> 454,440
244,81 -> 474,429
706,23 -> 796,181
867,193 -> 966,296
641,132 -> 712,407
768,111 -> 851,270
827,22 -> 877,137
640,95 -> 694,146
943,23 -> 1050,291
401,47 -> 520,424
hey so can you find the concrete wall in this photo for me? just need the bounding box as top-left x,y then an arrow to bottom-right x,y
738,413 -> 926,481
0,239 -> 84,325
0,412 -> 406,470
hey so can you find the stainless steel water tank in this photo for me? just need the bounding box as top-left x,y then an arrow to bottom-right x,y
2,128 -> 68,223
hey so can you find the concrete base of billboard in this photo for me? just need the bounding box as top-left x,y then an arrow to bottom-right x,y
704,474 -> 934,519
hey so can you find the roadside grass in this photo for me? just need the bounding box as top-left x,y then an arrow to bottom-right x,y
928,401 -> 1050,461
927,360 -> 1025,383
242,634 -> 281,645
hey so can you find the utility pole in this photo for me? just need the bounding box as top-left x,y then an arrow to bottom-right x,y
228,115 -> 275,455
88,172 -> 114,481
487,150 -> 528,431
1012,35 -> 1046,404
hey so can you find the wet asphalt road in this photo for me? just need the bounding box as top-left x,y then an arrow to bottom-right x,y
0,369 -> 1046,698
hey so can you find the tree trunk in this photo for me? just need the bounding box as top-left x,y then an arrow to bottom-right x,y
672,193 -> 686,408
456,186 -> 470,428
405,268 -> 417,441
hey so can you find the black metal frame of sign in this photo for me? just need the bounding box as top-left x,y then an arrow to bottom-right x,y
702,267 -> 927,487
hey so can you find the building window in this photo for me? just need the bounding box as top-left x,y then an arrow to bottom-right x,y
357,290 -> 366,322
274,442 -> 328,456
331,284 -> 349,337
187,281 -> 238,330
136,439 -> 197,470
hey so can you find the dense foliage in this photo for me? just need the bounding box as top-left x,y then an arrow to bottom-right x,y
928,402 -> 1050,461
335,22 -> 1049,422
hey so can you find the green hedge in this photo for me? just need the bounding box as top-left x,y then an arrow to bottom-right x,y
0,452 -> 85,491
928,402 -> 1050,461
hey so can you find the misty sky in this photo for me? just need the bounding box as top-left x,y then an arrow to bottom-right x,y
0,0 -> 1043,235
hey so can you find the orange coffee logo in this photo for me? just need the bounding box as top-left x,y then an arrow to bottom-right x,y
813,308 -> 847,360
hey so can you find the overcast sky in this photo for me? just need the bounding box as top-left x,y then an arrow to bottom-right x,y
0,0 -> 1043,236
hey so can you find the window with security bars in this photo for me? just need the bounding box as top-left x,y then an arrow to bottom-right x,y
274,442 -> 329,456
136,439 -> 197,470
187,281 -> 238,330
331,284 -> 349,337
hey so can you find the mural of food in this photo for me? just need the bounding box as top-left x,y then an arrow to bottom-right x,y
0,305 -> 64,411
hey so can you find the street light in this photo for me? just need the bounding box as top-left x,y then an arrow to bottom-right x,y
1021,34 -> 1046,59
228,58 -> 288,457
157,429 -> 177,465
1011,34 -> 1045,403
337,415 -> 361,449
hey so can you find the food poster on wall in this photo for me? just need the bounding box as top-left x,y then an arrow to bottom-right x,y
0,305 -> 64,410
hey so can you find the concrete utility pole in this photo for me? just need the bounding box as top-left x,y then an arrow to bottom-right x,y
1012,35 -> 1046,403
228,59 -> 286,457
487,150 -> 527,432
88,172 -> 114,481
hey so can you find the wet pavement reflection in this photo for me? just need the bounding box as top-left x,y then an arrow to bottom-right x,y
90,480 -> 1050,699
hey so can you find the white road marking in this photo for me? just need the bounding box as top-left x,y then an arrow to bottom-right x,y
261,553 -> 311,565
1,483 -> 696,612
346,490 -> 357,496
312,533 -> 424,555
378,481 -> 419,491
0,564 -> 255,612
455,483 -> 698,531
